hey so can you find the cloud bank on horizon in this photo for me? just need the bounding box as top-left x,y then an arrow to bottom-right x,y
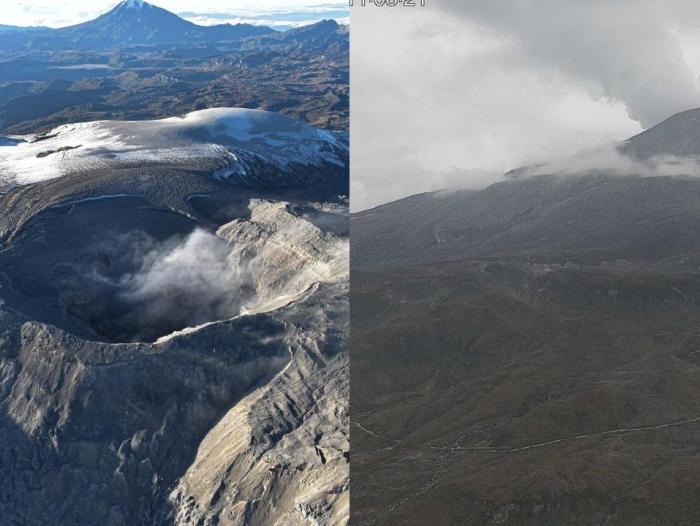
2,0 -> 348,29
351,0 -> 700,211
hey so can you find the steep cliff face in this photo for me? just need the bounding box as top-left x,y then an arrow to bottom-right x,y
170,283 -> 349,526
0,307 -> 291,525
168,199 -> 350,526
217,199 -> 348,313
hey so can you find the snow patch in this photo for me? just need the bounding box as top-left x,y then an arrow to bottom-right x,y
122,0 -> 146,8
0,108 -> 347,190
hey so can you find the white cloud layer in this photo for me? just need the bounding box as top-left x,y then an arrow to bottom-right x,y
351,0 -> 700,211
0,0 -> 346,28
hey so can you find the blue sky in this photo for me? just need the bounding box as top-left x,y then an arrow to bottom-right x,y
1,0 -> 348,29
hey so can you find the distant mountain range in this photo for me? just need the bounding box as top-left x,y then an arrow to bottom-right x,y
0,0 -> 349,132
242,19 -> 349,55
0,0 -> 279,49
0,24 -> 48,32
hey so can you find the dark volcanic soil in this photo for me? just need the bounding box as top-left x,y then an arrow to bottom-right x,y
351,174 -> 700,526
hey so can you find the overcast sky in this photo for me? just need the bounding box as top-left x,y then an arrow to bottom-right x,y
1,1 -> 347,29
351,0 -> 700,211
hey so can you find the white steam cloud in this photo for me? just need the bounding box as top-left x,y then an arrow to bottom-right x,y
66,203 -> 344,343
351,0 -> 700,210
119,228 -> 250,334
435,0 -> 700,129
518,145 -> 700,179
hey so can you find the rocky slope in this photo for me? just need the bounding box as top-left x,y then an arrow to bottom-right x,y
351,108 -> 700,525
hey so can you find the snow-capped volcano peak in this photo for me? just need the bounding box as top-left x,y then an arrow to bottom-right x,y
56,0 -> 272,48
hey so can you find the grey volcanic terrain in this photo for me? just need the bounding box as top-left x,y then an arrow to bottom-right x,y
0,108 -> 349,524
351,108 -> 700,525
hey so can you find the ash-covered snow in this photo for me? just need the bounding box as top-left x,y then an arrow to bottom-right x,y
0,108 -> 347,190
